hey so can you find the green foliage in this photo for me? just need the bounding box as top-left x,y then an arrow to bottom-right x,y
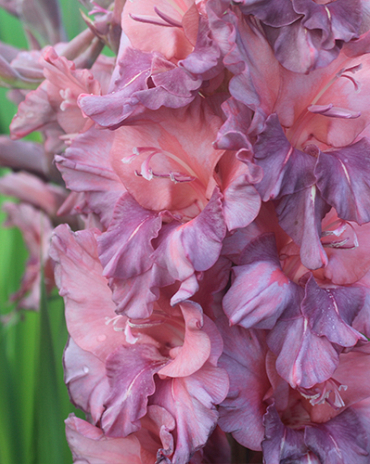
0,2 -> 87,463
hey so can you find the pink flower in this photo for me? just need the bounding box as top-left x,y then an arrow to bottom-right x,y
218,315 -> 370,462
50,224 -> 229,463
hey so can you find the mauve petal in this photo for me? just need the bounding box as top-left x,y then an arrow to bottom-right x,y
56,127 -> 125,227
155,188 -> 226,304
137,404 -> 175,461
158,301 -> 211,378
191,255 -> 232,319
137,54 -> 200,107
253,114 -> 316,201
217,317 -> 269,450
110,264 -> 172,318
268,312 -> 339,388
65,415 -> 142,464
56,127 -> 119,191
50,225 -> 123,361
301,274 -> 365,347
275,186 -> 331,270
305,408 -> 369,464
64,338 -> 110,424
214,97 -> 253,151
223,234 -> 300,329
174,188 -> 225,271
0,137 -> 49,179
226,13 -> 280,136
179,15 -> 222,79
102,344 -> 167,437
98,193 -> 162,280
78,48 -> 152,128
315,139 -> 370,225
262,405 -> 319,464
264,20 -> 335,74
235,0 -> 298,27
293,0 -> 361,43
154,362 -> 229,463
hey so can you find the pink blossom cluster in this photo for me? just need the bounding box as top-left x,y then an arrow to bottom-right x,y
3,0 -> 370,462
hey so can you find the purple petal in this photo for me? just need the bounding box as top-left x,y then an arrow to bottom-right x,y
98,193 -> 162,280
214,97 -> 253,151
305,408 -> 369,464
275,186 -> 331,270
179,15 -> 222,78
268,307 -> 339,388
293,0 -> 361,43
217,317 -> 269,450
262,405 -> 317,464
102,344 -> 167,437
78,48 -> 152,128
109,264 -> 173,319
223,234 -> 301,329
79,48 -> 200,129
315,138 -> 370,225
155,188 -> 226,304
302,274 -> 366,347
253,114 -> 316,201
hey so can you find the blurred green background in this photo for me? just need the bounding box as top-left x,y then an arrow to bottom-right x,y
0,2 -> 87,463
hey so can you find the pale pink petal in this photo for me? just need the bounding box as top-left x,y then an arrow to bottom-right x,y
64,338 -> 110,424
158,301 -> 211,377
0,171 -> 66,216
50,225 -> 124,361
110,97 -> 224,214
121,0 -> 195,61
65,415 -> 143,464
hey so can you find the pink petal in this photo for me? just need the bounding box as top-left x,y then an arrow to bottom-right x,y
158,301 -> 211,378
64,338 -> 110,424
50,225 -> 124,361
65,415 -> 142,464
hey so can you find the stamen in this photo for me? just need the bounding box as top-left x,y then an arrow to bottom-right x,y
129,146 -> 198,183
130,6 -> 183,29
135,169 -> 195,183
341,74 -> 360,92
129,13 -> 176,27
321,219 -> 359,249
104,314 -> 125,331
154,6 -> 182,27
321,219 -> 347,237
308,104 -> 360,119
